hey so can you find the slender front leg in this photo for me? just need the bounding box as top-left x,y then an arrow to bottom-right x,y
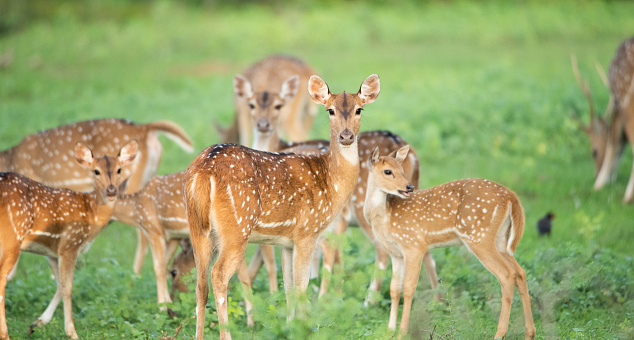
259,245 -> 278,293
0,244 -> 20,339
388,255 -> 405,332
133,229 -> 149,274
422,251 -> 441,301
59,253 -> 79,339
399,251 -> 424,337
281,247 -> 294,321
147,233 -> 172,307
29,257 -> 62,334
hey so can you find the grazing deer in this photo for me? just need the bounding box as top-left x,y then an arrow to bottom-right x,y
113,172 -> 257,325
0,118 -> 194,277
0,141 -> 138,339
572,37 -> 634,202
184,74 -> 380,339
363,146 -> 535,339
228,54 -> 318,146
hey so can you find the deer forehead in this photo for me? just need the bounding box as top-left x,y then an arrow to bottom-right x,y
326,92 -> 364,115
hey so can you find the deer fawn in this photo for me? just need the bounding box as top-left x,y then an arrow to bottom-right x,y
225,54 -> 318,146
184,74 -> 380,339
363,146 -> 535,339
0,141 -> 138,339
113,172 -> 258,325
572,37 -> 634,202
0,118 -> 194,278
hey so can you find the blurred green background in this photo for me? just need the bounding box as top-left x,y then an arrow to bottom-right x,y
0,0 -> 633,339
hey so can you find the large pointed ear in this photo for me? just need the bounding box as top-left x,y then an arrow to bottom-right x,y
358,74 -> 380,104
280,75 -> 300,102
118,177 -> 130,194
75,142 -> 94,169
392,145 -> 410,165
369,146 -> 381,168
118,140 -> 138,166
233,74 -> 254,99
308,75 -> 331,105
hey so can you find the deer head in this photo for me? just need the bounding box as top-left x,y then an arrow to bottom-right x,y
368,145 -> 414,198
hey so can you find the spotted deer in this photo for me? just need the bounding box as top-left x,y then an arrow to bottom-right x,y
112,172 -> 257,326
184,74 -> 380,339
363,146 -> 535,339
228,54 -> 318,146
0,118 -> 194,278
0,141 -> 138,340
572,37 -> 634,202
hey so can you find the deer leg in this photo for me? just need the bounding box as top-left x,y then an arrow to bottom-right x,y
59,252 -> 79,339
247,246 -> 264,283
399,251 -> 425,337
468,245 -> 517,340
503,254 -> 536,340
623,119 -> 634,202
388,255 -> 405,332
356,212 -> 390,305
190,230 -> 213,340
236,258 -> 254,327
133,229 -> 149,275
0,243 -> 20,339
165,239 -> 180,266
309,245 -> 321,280
211,237 -> 248,340
281,247 -> 294,321
318,238 -> 336,298
147,232 -> 172,307
6,256 -> 18,282
29,257 -> 62,334
259,245 -> 278,293
422,251 -> 442,301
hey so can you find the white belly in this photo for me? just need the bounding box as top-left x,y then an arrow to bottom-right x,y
21,241 -> 57,258
248,231 -> 293,248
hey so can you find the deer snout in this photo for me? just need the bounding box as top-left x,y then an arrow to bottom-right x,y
106,184 -> 117,200
257,118 -> 271,133
339,129 -> 355,146
406,184 -> 415,193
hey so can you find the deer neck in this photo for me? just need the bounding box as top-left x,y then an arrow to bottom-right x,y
0,149 -> 12,172
112,192 -> 141,228
363,175 -> 389,229
252,129 -> 280,152
325,137 -> 360,205
83,191 -> 117,228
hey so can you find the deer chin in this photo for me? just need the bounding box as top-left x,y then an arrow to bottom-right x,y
397,190 -> 410,198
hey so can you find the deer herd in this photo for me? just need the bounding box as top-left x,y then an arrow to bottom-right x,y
1,37 -> 632,339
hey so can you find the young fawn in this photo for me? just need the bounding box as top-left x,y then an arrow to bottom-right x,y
184,74 -> 380,339
0,141 -> 138,339
363,146 -> 535,339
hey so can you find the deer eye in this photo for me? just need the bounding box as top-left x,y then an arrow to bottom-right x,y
384,169 -> 392,175
249,103 -> 255,109
592,149 -> 598,159
94,170 -> 101,175
117,168 -> 122,174
274,104 -> 283,110
355,108 -> 362,115
328,109 -> 335,116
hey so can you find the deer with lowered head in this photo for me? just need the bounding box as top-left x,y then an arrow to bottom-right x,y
572,37 -> 634,202
0,141 -> 138,339
363,146 -> 535,339
0,118 -> 194,279
184,74 -> 380,339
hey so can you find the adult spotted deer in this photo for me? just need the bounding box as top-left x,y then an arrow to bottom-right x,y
0,141 -> 138,339
363,146 -> 535,339
0,118 -> 194,276
227,54 -> 318,146
113,172 -> 257,325
185,74 -> 380,339
572,37 -> 634,202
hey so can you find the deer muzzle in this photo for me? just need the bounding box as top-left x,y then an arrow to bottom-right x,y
339,129 -> 355,146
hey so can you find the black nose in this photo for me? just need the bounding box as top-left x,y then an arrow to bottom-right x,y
406,184 -> 415,193
257,118 -> 270,133
339,129 -> 354,146
106,185 -> 117,196
170,269 -> 177,278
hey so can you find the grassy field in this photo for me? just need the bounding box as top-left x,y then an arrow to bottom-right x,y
0,1 -> 633,339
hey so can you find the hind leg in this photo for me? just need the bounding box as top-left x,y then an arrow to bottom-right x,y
503,254 -> 536,340
237,258 -> 254,326
28,257 -> 62,335
190,228 -> 213,340
133,230 -> 149,275
0,243 -> 20,340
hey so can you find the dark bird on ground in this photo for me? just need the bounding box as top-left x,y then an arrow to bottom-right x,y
537,212 -> 555,237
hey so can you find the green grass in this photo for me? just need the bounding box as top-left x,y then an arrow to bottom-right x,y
1,0 -> 633,339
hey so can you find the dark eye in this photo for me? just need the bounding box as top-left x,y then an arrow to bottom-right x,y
328,109 -> 335,116
249,104 -> 255,109
356,108 -> 362,115
117,168 -> 122,174
384,169 -> 392,175
94,170 -> 100,175
274,104 -> 282,110
592,149 -> 598,159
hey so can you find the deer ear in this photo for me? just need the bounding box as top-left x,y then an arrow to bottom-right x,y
118,177 -> 130,194
118,141 -> 138,166
370,147 -> 380,167
234,75 -> 254,99
394,145 -> 410,165
358,74 -> 380,104
75,142 -> 94,169
308,75 -> 331,105
280,75 -> 300,101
